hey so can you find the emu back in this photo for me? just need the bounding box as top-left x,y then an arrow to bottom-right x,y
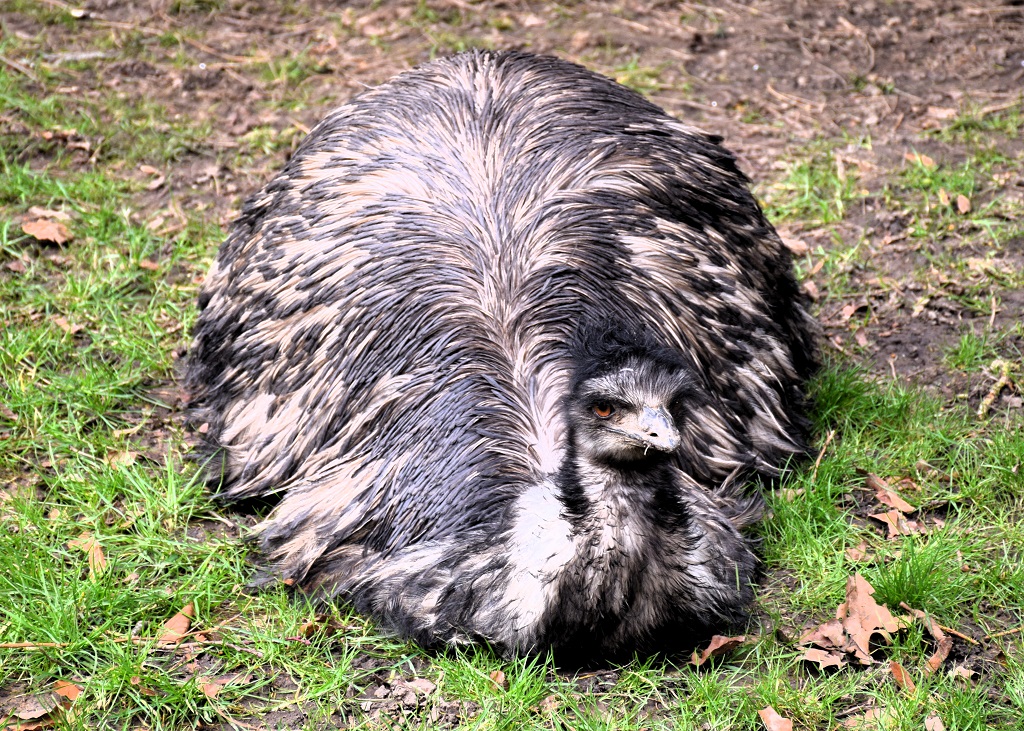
186,50 -> 817,660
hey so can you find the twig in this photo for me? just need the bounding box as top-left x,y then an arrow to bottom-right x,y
0,53 -> 40,83
0,641 -> 66,649
977,360 -> 1014,419
765,82 -> 824,113
812,429 -> 836,482
938,625 -> 980,645
987,625 -> 1024,640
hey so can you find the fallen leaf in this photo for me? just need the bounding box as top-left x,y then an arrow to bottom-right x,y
406,678 -> 436,696
22,219 -> 72,245
138,259 -> 161,271
14,693 -> 60,721
52,680 -> 82,702
956,194 -> 971,214
842,574 -> 900,664
158,602 -> 195,644
867,474 -> 915,514
927,106 -> 957,120
846,540 -> 869,562
6,258 -> 28,273
854,329 -> 869,347
869,510 -> 924,539
199,680 -> 224,698
802,280 -> 819,300
949,664 -> 975,680
52,316 -> 84,335
27,206 -> 72,222
800,619 -> 846,649
925,715 -> 946,731
67,532 -> 107,579
926,636 -> 954,673
843,707 -> 892,729
691,634 -> 746,666
488,670 -> 508,690
780,488 -> 804,502
904,151 -> 936,169
937,188 -> 950,206
129,675 -> 157,697
105,451 -> 137,469
900,604 -> 954,673
757,706 -> 792,731
539,694 -> 560,713
801,647 -> 847,669
889,660 -> 916,692
780,234 -> 809,256
839,303 -> 862,323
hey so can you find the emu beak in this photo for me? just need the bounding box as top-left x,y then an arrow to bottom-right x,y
631,405 -> 680,453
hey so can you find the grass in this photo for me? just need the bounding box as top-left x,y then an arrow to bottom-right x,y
1,5 -> 1023,731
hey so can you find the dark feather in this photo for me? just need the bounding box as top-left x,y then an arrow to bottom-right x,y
185,50 -> 818,661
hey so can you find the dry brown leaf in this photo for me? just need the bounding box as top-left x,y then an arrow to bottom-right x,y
843,707 -> 892,729
539,694 -> 560,713
779,488 -> 804,502
846,540 -> 869,562
867,474 -> 915,513
904,151 -> 936,169
6,258 -> 28,273
925,715 -> 946,731
901,605 -> 954,674
854,329 -> 869,348
842,574 -> 900,665
757,706 -> 793,731
138,260 -> 161,271
927,106 -> 957,120
802,280 -> 819,300
13,693 -> 60,721
52,317 -> 83,335
129,676 -> 157,697
889,660 -> 916,693
27,206 -> 72,222
67,532 -> 107,579
22,219 -> 72,245
801,647 -> 847,669
927,636 -> 954,674
691,634 -> 746,666
158,602 -> 195,645
896,477 -> 920,492
406,678 -> 436,696
199,680 -> 224,699
839,303 -> 861,323
869,509 -> 924,539
949,664 -> 975,680
800,619 -> 846,649
956,194 -> 971,214
51,681 -> 81,702
488,670 -> 508,690
937,188 -> 950,206
780,234 -> 809,256
105,451 -> 137,469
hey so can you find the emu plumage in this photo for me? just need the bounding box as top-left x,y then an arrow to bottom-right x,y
186,50 -> 817,660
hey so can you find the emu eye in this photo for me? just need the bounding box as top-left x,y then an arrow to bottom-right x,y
592,402 -> 615,419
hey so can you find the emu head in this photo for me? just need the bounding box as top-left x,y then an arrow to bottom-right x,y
567,328 -> 697,467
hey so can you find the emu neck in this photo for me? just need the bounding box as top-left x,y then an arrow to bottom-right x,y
557,439 -> 682,613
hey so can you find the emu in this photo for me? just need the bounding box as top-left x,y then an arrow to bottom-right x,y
185,50 -> 817,662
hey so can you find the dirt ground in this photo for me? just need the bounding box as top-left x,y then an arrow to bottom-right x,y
8,0 -> 1023,398
3,0 -> 1023,727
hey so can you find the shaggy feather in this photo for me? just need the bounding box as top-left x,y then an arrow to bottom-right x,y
186,49 -> 817,660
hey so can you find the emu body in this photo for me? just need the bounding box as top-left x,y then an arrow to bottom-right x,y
186,50 -> 817,660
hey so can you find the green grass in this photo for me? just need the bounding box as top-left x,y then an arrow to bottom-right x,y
1,8 -> 1023,731
761,142 -> 865,225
